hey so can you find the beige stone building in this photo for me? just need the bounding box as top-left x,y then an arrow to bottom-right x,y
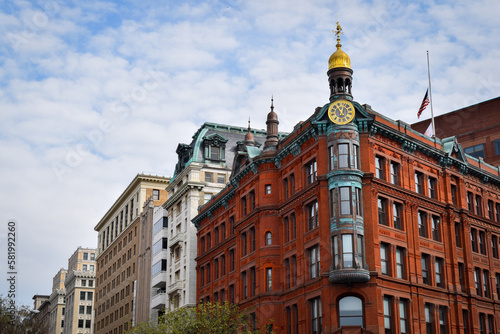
63,247 -> 96,334
94,173 -> 169,334
48,269 -> 67,334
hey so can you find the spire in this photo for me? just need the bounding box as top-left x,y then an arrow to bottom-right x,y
264,96 -> 279,151
244,118 -> 255,146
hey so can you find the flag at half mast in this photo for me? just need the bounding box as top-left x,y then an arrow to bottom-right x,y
417,89 -> 430,118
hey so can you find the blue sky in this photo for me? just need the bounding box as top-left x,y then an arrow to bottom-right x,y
0,0 -> 499,307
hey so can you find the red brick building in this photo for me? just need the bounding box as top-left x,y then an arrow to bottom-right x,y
412,97 -> 500,166
193,25 -> 500,333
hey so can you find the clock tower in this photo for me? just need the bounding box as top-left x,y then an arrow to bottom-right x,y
325,22 -> 370,284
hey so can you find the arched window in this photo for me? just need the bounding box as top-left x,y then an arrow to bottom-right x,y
265,232 -> 272,245
339,296 -> 363,327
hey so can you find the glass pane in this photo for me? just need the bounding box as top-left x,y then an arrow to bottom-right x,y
343,234 -> 353,252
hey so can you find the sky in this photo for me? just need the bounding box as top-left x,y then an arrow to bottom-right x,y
0,0 -> 499,307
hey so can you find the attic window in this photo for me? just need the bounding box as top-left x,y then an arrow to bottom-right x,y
203,133 -> 228,162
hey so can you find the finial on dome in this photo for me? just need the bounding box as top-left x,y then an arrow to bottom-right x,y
264,96 -> 279,151
328,20 -> 351,70
335,21 -> 343,48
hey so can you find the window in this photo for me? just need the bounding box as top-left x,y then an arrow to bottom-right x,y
464,144 -> 485,159
497,203 -> 500,222
415,172 -> 423,194
153,189 -> 160,200
284,217 -> 290,243
339,187 -> 351,215
342,234 -> 354,268
493,236 -> 499,258
83,252 -> 89,260
83,264 -> 88,271
205,172 -> 213,183
451,184 -> 457,205
467,192 -> 474,211
90,253 -> 95,260
229,249 -> 235,271
265,231 -> 272,245
310,297 -> 322,334
393,202 -> 402,230
418,211 -> 427,238
495,139 -> 500,155
399,299 -> 409,334
290,174 -> 295,195
309,245 -> 320,279
307,201 -> 319,230
375,155 -> 385,179
250,227 -> 255,252
284,177 -> 289,199
432,215 -> 441,241
241,196 -> 247,215
79,305 -> 85,314
475,195 -> 482,215
428,177 -> 437,198
396,247 -> 405,279
421,254 -> 430,285
338,296 -> 363,327
249,191 -> 255,211
455,223 -> 462,248
488,200 -> 494,220
378,198 -> 388,225
338,143 -> 349,168
475,268 -> 482,296
80,291 -> 86,300
78,319 -> 84,328
242,271 -> 247,299
483,270 -> 490,298
390,162 -> 399,185
380,243 -> 389,275
217,174 -> 225,184
241,232 -> 247,256
87,291 -> 92,300
488,314 -> 495,334
459,263 -> 466,292
353,144 -> 360,169
306,160 -> 317,185
471,228 -> 478,252
355,188 -> 362,216
435,257 -> 444,288
329,145 -> 335,170
497,274 -> 500,300
266,268 -> 272,291
439,306 -> 447,334
383,296 -> 392,333
81,279 -> 86,287
265,184 -> 271,195
250,267 -> 256,297
284,259 -> 290,289
479,231 -> 486,255
425,304 -> 434,334
85,320 -> 91,329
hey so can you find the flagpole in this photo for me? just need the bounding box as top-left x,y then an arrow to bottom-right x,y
427,51 -> 436,137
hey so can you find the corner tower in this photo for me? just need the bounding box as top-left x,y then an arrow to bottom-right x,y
325,22 -> 369,284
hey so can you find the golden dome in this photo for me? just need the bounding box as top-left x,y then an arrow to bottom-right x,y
328,22 -> 351,70
328,44 -> 351,70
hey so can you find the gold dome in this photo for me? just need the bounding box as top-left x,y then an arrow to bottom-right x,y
328,22 -> 351,70
328,44 -> 351,70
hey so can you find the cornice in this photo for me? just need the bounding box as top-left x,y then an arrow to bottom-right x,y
163,180 -> 205,210
368,120 -> 500,187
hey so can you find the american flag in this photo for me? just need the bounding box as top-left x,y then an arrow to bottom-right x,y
417,89 -> 429,118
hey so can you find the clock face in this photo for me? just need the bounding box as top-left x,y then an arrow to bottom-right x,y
328,100 -> 355,125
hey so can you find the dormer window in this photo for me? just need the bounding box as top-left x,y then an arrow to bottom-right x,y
203,133 -> 228,162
